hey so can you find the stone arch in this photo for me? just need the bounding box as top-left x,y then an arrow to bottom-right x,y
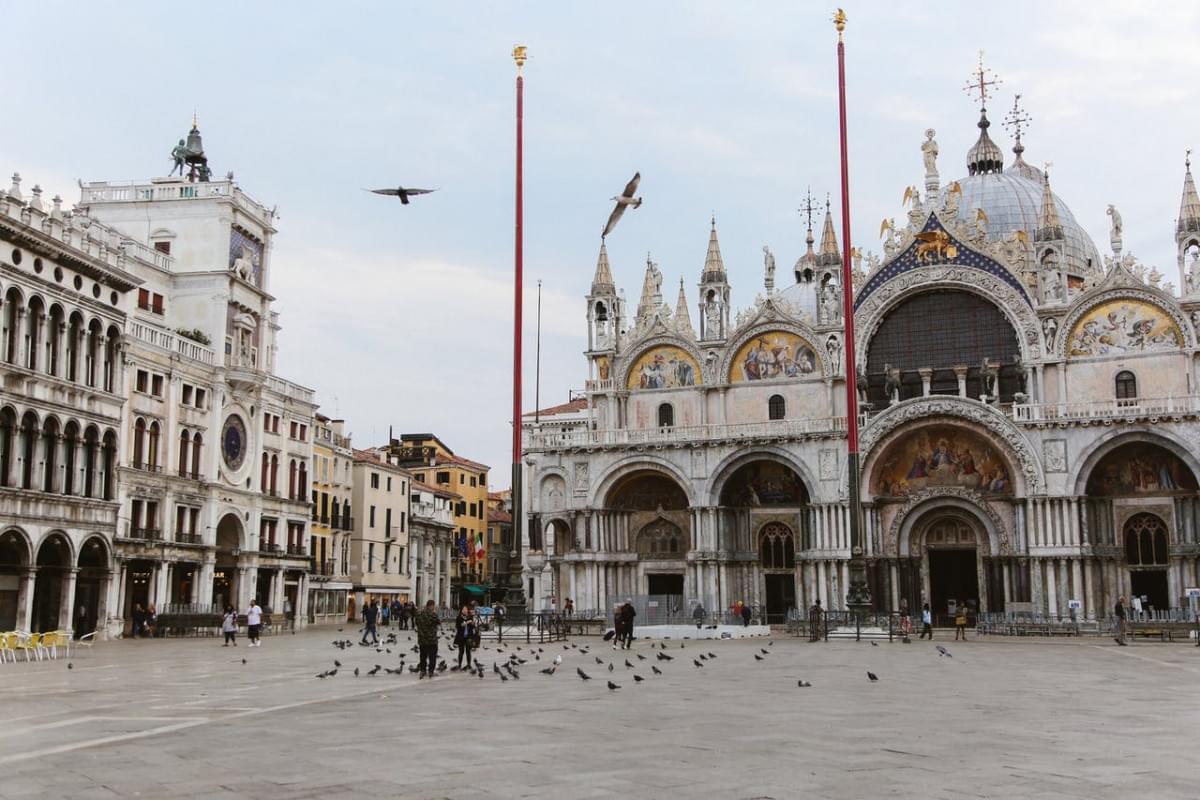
537,470 -> 568,513
634,516 -> 686,558
215,511 -> 244,552
758,520 -> 796,569
1072,429 -> 1200,496
891,491 -> 1006,558
1057,287 -> 1192,360
77,534 -> 110,569
706,447 -> 818,505
618,334 -> 705,391
35,530 -> 75,567
589,456 -> 693,508
719,321 -> 827,382
860,397 -> 1042,495
0,526 -> 33,568
854,264 -> 1041,366
544,517 -> 573,554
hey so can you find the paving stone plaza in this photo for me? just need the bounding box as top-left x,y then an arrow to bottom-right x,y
1,630 -> 1196,799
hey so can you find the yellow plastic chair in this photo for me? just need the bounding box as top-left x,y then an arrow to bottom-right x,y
0,632 -> 15,663
12,632 -> 38,662
37,631 -> 56,660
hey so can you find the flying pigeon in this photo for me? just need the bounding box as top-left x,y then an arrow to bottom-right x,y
937,645 -> 953,658
607,681 -> 621,691
651,665 -> 663,675
577,668 -> 592,681
601,172 -> 642,238
367,186 -> 438,205
867,671 -> 879,682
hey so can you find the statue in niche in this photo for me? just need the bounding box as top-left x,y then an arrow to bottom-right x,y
1042,317 -> 1058,349
856,361 -> 869,405
1044,270 -> 1065,303
704,296 -> 722,338
884,363 -> 902,406
921,129 -> 939,180
825,334 -> 841,373
1147,265 -> 1163,288
1187,249 -> 1200,294
820,281 -> 841,322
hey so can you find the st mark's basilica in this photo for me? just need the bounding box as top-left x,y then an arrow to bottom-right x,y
521,70 -> 1200,623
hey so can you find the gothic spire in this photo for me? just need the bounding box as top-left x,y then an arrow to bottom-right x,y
817,196 -> 841,267
674,277 -> 694,336
637,253 -> 664,321
1178,151 -> 1200,237
701,216 -> 726,283
1034,167 -> 1063,242
591,240 -> 614,294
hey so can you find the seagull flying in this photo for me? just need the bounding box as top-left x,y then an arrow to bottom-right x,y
601,172 -> 642,238
367,186 -> 437,205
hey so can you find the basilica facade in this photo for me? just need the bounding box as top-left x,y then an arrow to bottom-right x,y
522,98 -> 1200,623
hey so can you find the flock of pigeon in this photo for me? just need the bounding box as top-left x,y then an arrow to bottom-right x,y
306,626 -> 958,691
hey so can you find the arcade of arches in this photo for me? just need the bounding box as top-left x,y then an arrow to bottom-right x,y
529,435 -> 1200,622
0,529 -> 113,634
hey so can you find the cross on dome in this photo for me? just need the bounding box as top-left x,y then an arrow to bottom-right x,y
963,51 -> 1002,109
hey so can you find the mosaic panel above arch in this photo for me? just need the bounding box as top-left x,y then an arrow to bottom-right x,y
871,424 -> 1015,499
1084,442 -> 1198,497
728,331 -> 820,382
1066,299 -> 1183,358
625,345 -> 702,390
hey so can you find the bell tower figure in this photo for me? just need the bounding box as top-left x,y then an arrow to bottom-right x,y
1177,151 -> 1200,295
586,241 -> 621,384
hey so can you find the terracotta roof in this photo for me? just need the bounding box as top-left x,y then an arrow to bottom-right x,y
488,508 -> 513,524
523,397 -> 588,419
352,448 -> 410,474
412,480 -> 460,500
433,452 -> 490,472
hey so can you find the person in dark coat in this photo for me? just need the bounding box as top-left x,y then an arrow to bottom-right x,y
618,601 -> 636,650
415,600 -> 441,678
454,603 -> 477,670
1113,596 -> 1128,646
740,603 -> 752,627
361,600 -> 379,645
808,599 -> 824,642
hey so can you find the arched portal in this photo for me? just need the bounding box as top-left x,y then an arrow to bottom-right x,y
32,533 -> 71,632
920,513 -> 982,619
601,468 -> 691,601
759,522 -> 797,623
1123,512 -> 1170,611
0,528 -> 31,629
75,536 -> 110,637
214,513 -> 243,610
865,289 -> 1021,406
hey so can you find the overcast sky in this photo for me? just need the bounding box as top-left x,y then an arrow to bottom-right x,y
5,2 -> 1199,487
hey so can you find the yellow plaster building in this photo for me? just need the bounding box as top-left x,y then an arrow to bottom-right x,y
389,434 -> 489,607
308,413 -> 353,624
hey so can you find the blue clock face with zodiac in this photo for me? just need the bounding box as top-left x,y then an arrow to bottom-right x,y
221,414 -> 247,471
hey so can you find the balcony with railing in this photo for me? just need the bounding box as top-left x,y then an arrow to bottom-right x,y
286,543 -> 306,556
128,321 -> 215,365
174,531 -> 202,545
80,178 -> 274,228
176,468 -> 204,481
127,527 -> 162,541
266,375 -> 317,406
260,542 -> 283,555
1011,395 -> 1200,424
525,416 -> 848,452
412,501 -> 454,526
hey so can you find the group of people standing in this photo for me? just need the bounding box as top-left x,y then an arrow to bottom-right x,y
218,599 -> 264,647
359,599 -> 420,645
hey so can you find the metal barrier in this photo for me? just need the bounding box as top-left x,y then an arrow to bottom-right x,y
977,611 -> 1200,641
786,609 -> 903,642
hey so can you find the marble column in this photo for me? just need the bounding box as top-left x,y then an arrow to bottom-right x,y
16,568 -> 36,631
953,365 -> 968,398
918,367 -> 932,397
1045,560 -> 1058,618
1071,559 -> 1083,614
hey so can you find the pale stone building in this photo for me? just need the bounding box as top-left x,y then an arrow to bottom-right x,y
77,123 -> 317,633
408,480 -> 457,607
0,174 -> 137,636
308,413 -> 353,624
348,448 -> 412,617
523,92 -> 1200,623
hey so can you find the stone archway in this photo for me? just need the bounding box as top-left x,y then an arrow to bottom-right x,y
75,536 -> 110,637
0,528 -> 32,629
32,532 -> 72,632
213,513 -> 243,611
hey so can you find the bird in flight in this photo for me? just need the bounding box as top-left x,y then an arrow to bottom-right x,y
602,172 -> 642,238
367,186 -> 438,205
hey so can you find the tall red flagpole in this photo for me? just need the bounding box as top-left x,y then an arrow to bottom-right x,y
834,10 -> 871,614
509,45 -> 528,610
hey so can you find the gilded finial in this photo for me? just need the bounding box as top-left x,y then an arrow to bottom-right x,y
512,45 -> 528,72
963,51 -> 1002,109
832,8 -> 847,39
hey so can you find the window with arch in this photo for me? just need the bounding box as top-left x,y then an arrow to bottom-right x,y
191,432 -> 202,476
178,429 -> 190,474
147,421 -> 161,469
759,522 -> 795,569
1115,370 -> 1137,403
768,394 -> 786,420
636,519 -> 685,558
657,403 -> 674,428
1124,513 -> 1168,566
132,418 -> 146,468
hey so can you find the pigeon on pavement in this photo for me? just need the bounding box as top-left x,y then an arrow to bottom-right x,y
577,668 -> 592,681
607,680 -> 621,691
867,671 -> 879,682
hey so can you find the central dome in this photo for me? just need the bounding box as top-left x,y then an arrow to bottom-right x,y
943,171 -> 1102,276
